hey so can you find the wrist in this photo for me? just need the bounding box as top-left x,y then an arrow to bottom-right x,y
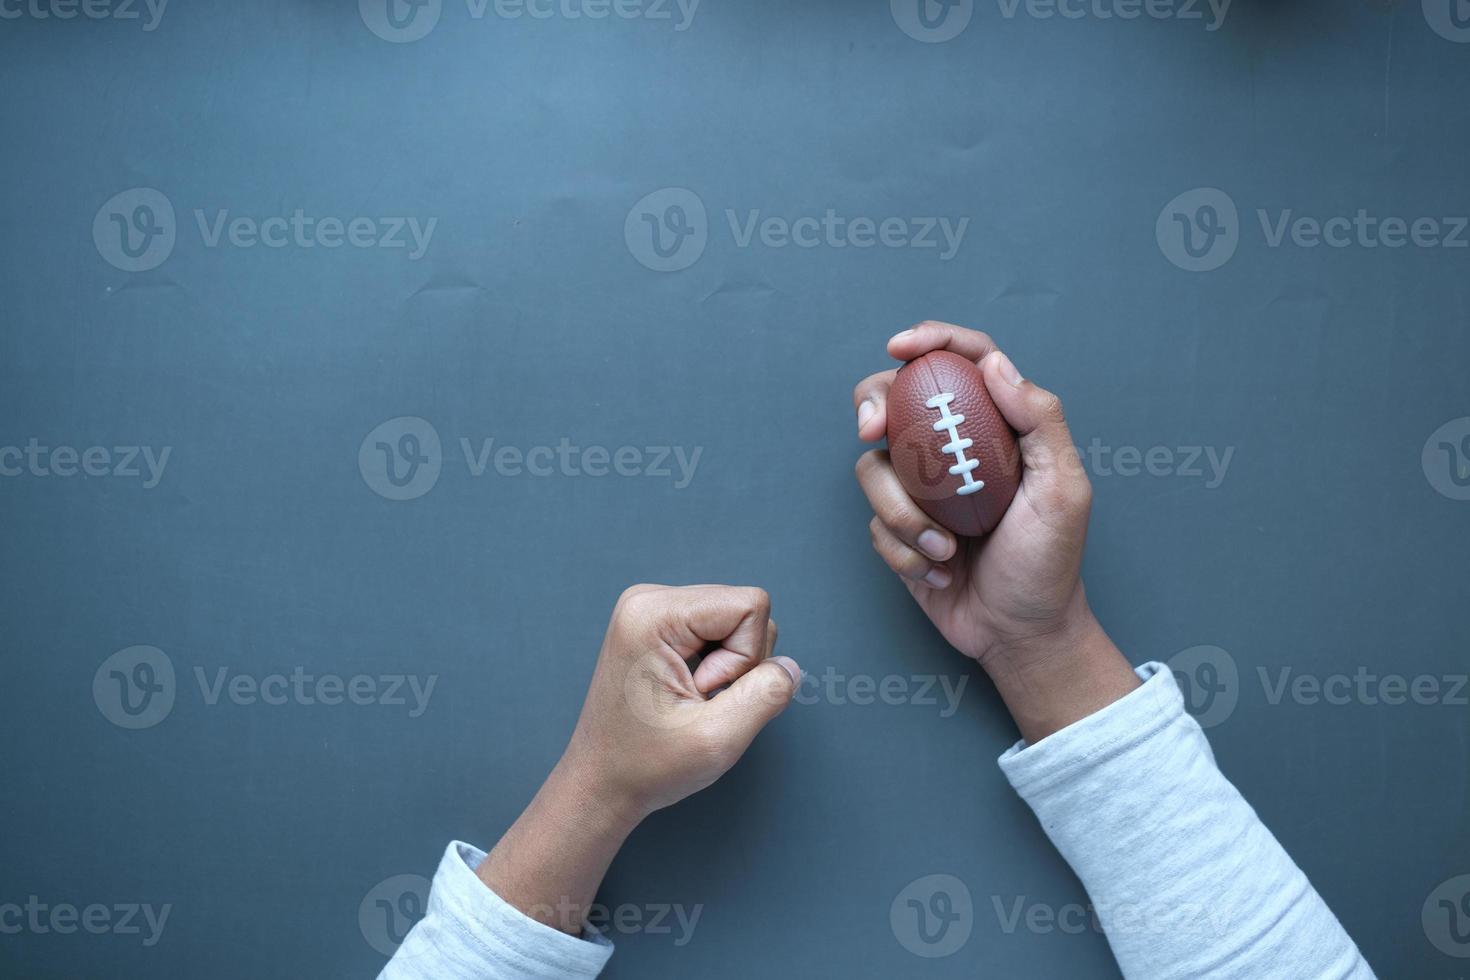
548,749 -> 648,839
981,596 -> 1105,674
982,608 -> 1141,745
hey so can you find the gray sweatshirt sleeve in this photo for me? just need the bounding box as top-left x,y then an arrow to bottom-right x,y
998,661 -> 1375,980
378,842 -> 613,980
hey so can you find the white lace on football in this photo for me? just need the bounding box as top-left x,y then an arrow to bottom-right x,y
926,392 -> 985,496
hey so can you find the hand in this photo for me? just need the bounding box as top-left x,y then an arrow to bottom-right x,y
854,321 -> 1093,667
854,322 -> 1137,741
564,583 -> 801,818
477,585 -> 800,934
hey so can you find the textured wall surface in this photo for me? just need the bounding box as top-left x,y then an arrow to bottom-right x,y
2,1 -> 1467,976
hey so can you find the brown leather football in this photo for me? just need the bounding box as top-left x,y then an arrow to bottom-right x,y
886,351 -> 1021,537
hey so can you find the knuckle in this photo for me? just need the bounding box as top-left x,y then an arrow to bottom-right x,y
1044,475 -> 1091,515
959,325 -> 994,347
1041,391 -> 1066,422
1069,477 -> 1094,511
868,493 -> 924,540
889,505 -> 928,540
1039,476 -> 1069,504
877,507 -> 921,539
744,586 -> 771,617
615,586 -> 659,622
897,553 -> 931,580
855,450 -> 881,480
748,665 -> 794,708
854,373 -> 890,402
760,674 -> 795,712
878,537 -> 928,579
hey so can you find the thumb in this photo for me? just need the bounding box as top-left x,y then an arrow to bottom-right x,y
979,349 -> 1090,516
703,657 -> 801,749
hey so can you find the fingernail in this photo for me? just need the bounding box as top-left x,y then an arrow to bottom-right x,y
890,328 -> 915,342
917,529 -> 951,561
856,400 -> 876,432
924,565 -> 952,589
772,656 -> 801,685
993,350 -> 1023,386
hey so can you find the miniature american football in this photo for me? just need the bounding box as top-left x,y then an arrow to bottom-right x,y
886,351 -> 1021,537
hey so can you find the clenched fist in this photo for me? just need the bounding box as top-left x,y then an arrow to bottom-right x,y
568,584 -> 801,816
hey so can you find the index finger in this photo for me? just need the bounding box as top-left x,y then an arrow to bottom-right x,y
656,585 -> 772,665
886,320 -> 998,365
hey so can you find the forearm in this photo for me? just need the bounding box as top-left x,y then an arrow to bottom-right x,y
994,657 -> 1374,979
476,753 -> 642,936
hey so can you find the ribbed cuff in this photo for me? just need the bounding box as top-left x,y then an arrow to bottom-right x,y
997,661 -> 1187,797
416,841 -> 614,978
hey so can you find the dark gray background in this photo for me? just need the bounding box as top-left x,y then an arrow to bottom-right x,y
2,1 -> 1467,976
